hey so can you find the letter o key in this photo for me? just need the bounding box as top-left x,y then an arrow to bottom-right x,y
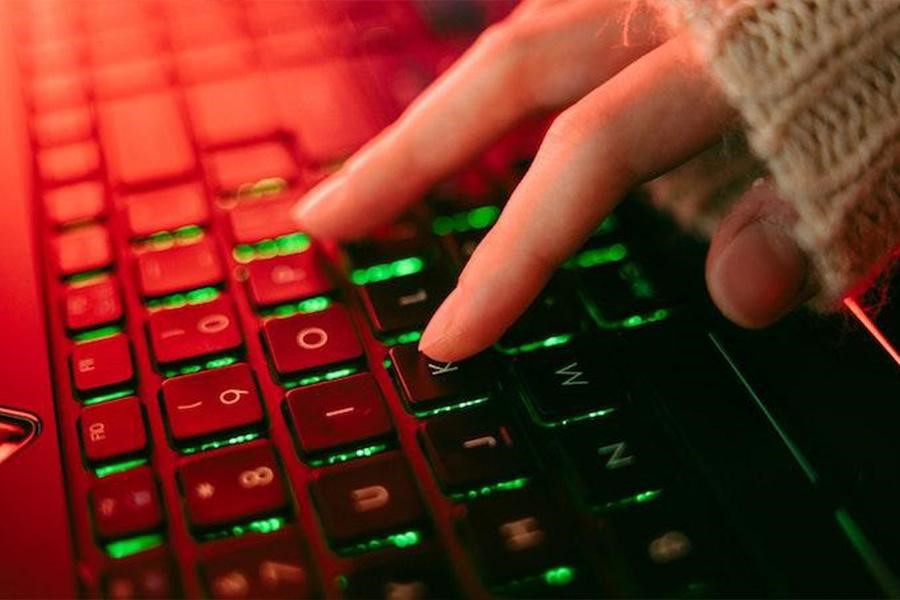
296,327 -> 328,350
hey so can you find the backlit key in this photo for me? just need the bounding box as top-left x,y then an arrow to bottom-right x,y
137,237 -> 223,297
80,396 -> 147,462
44,181 -> 105,227
228,193 -> 303,244
92,57 -> 171,100
263,305 -> 363,376
187,74 -> 280,147
285,373 -> 393,455
206,142 -> 298,195
53,224 -> 113,276
64,277 -> 122,331
175,41 -> 254,84
180,441 -> 289,529
359,269 -> 449,335
99,91 -> 196,188
161,364 -> 264,443
33,107 -> 92,147
91,467 -> 163,539
125,183 -> 209,239
38,140 -> 101,183
245,251 -> 332,307
147,296 -> 242,364
389,344 -> 492,412
71,334 -> 133,393
104,549 -> 179,599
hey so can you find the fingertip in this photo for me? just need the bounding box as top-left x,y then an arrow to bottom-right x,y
290,173 -> 348,238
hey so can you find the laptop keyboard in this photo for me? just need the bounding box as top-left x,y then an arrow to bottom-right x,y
16,0 -> 766,598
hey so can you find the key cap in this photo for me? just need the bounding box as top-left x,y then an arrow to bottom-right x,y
93,57 -> 171,100
33,106 -> 92,147
71,334 -> 133,393
125,183 -> 210,239
175,41 -> 255,84
515,341 -> 627,423
389,344 -> 492,413
54,224 -> 113,276
579,259 -> 679,325
497,277 -> 582,354
343,545 -> 457,600
44,181 -> 105,227
64,276 -> 122,331
30,73 -> 86,112
359,269 -> 450,335
137,237 -> 223,297
87,25 -> 162,66
206,142 -> 299,195
161,364 -> 264,443
245,251 -> 332,307
310,452 -> 425,545
147,296 -> 242,364
228,193 -> 303,244
462,489 -> 572,584
187,74 -> 280,147
285,373 -> 393,456
104,549 -> 180,600
80,396 -> 147,462
91,466 -> 163,539
201,529 -> 317,599
38,140 -> 101,183
180,441 -> 289,529
345,220 -> 434,271
422,407 -> 529,492
99,91 -> 196,188
262,305 -> 363,376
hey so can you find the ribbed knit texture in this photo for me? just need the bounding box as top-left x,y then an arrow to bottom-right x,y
659,0 -> 900,307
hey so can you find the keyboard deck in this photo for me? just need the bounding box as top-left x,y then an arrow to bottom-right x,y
12,0 -> 900,598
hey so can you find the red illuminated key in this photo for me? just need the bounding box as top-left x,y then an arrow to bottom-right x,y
71,334 -> 134,393
228,193 -> 302,244
80,396 -> 147,462
262,304 -> 363,375
161,364 -> 264,442
65,277 -> 122,331
147,296 -> 242,364
187,74 -> 280,147
93,57 -> 171,100
33,107 -> 92,147
38,140 -> 101,183
285,373 -> 393,455
54,224 -> 113,276
206,142 -> 298,195
99,91 -> 196,188
245,251 -> 331,307
125,183 -> 209,239
104,550 -> 179,600
179,442 -> 289,529
30,74 -> 86,112
175,41 -> 254,84
91,467 -> 163,539
44,181 -> 105,227
137,237 -> 223,297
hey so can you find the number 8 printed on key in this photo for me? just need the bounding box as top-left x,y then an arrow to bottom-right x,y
239,466 -> 274,489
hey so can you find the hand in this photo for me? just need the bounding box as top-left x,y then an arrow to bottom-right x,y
292,0 -> 813,361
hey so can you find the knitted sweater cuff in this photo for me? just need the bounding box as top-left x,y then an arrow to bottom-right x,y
664,0 -> 900,308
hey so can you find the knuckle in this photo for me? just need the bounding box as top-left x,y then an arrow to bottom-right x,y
545,109 -> 589,147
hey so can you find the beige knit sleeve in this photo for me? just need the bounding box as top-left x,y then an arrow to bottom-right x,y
667,0 -> 900,308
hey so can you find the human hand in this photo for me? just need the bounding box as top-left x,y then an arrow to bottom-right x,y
291,0 -> 813,361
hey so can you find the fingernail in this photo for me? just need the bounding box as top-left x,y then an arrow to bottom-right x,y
290,173 -> 346,228
419,288 -> 463,356
710,219 -> 809,328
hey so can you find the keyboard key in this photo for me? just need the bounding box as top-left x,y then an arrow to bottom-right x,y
285,373 -> 393,456
80,396 -> 147,462
53,224 -> 113,276
497,277 -> 582,353
175,41 -> 255,84
38,140 -> 101,183
515,341 -> 627,423
422,407 -> 529,492
99,91 -> 196,188
359,270 -> 450,335
180,442 -> 289,529
342,545 -> 457,599
461,489 -> 572,584
93,57 -> 171,100
91,467 -> 163,539
245,251 -> 332,308
345,220 -> 434,271
44,181 -> 105,227
147,296 -> 242,364
206,142 -> 299,195
125,183 -> 210,239
33,107 -> 92,147
310,452 -> 425,545
71,334 -> 133,393
30,73 -> 86,112
389,344 -> 492,412
137,237 -> 223,297
187,74 -> 280,147
104,549 -> 179,599
161,364 -> 264,443
64,276 -> 122,331
228,193 -> 303,244
262,305 -> 363,376
579,259 -> 678,324
201,529 -> 317,599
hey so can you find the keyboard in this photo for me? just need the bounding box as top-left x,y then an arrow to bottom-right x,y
13,0 -> 900,598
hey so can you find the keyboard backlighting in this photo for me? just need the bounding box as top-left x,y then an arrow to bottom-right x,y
199,516 -> 287,542
180,432 -> 261,456
261,296 -> 332,318
565,243 -> 628,269
337,529 -> 423,556
350,257 -> 424,285
94,458 -> 148,478
73,325 -> 123,342
448,477 -> 530,502
232,233 -> 311,263
307,443 -> 390,468
432,205 -> 500,236
146,286 -> 220,311
82,388 -> 136,406
105,533 -> 164,559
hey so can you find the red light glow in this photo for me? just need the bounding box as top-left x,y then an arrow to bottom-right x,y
844,297 -> 900,366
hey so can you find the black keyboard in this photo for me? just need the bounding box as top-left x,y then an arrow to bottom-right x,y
14,0 -> 900,598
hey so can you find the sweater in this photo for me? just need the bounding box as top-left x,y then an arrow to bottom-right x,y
651,0 -> 900,309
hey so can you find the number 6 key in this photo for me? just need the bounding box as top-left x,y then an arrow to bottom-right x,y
179,441 -> 290,530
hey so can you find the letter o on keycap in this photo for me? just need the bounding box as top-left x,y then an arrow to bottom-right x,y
296,327 -> 328,350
